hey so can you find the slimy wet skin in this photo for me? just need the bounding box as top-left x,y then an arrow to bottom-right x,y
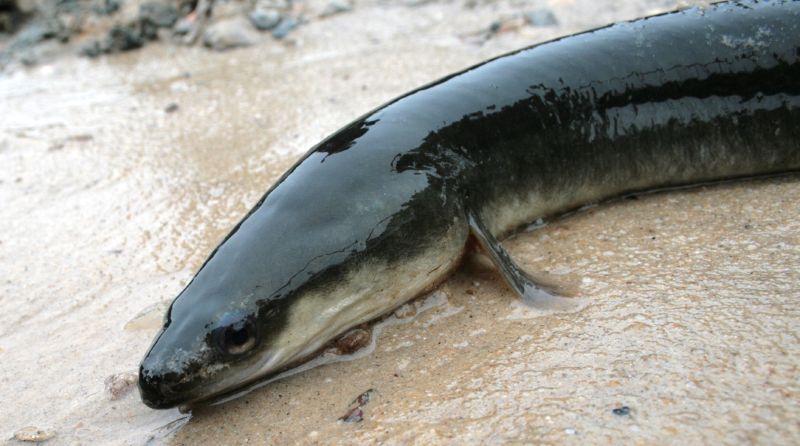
139,1 -> 800,409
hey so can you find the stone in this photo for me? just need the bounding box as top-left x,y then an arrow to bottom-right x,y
203,17 -> 259,51
249,8 -> 281,31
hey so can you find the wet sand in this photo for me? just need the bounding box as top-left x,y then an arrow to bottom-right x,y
1,0 -> 798,444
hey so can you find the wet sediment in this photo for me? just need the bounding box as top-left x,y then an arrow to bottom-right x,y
1,0 -> 798,444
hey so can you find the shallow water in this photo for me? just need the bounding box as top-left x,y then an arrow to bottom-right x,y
1,0 -> 798,444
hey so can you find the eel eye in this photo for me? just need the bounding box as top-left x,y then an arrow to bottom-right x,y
214,315 -> 257,356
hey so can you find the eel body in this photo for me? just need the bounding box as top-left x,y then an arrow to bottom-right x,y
139,1 -> 800,409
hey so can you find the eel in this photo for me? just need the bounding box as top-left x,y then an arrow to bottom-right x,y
139,0 -> 800,409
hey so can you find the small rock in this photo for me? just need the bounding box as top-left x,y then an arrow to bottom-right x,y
271,17 -> 298,39
339,407 -> 363,423
612,405 -> 631,416
165,103 -> 179,113
139,1 -> 179,40
525,9 -> 558,27
106,24 -> 146,52
338,388 -> 375,422
81,23 -> 146,57
140,1 -> 179,28
0,1 -> 25,33
487,16 -> 526,36
14,426 -> 55,442
203,17 -> 260,50
68,134 -> 93,142
249,8 -> 281,31
335,328 -> 370,354
80,40 -> 104,58
321,0 -> 353,17
105,372 -> 138,400
351,388 -> 374,407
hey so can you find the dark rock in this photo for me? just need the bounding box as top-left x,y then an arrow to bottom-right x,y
271,16 -> 297,40
612,405 -> 631,416
176,0 -> 197,16
525,9 -> 558,27
248,8 -> 281,31
339,407 -> 363,423
351,388 -> 374,407
79,40 -> 104,57
165,102 -> 179,113
0,0 -> 27,34
80,24 -> 144,57
106,24 -> 145,51
338,389 -> 375,423
139,1 -> 179,40
140,1 -> 178,29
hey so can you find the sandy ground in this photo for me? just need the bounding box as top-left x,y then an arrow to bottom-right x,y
1,0 -> 798,444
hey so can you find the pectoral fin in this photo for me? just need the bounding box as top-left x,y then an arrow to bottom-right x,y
467,211 -> 577,310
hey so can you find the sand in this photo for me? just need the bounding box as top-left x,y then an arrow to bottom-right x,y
1,0 -> 798,444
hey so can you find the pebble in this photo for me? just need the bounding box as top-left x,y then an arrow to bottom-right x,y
203,17 -> 260,51
612,405 -> 631,416
339,407 -> 363,423
249,8 -> 282,31
271,17 -> 298,39
81,24 -> 144,57
335,328 -> 371,354
338,388 -> 375,423
139,1 -> 178,29
14,426 -> 55,442
105,372 -> 138,400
